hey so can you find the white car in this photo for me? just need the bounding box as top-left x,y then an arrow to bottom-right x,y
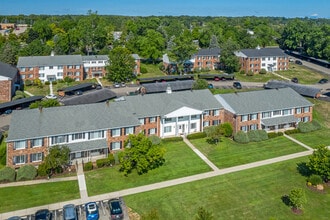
46,94 -> 57,99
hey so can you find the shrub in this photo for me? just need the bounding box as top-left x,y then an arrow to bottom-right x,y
284,129 -> 300,135
298,121 -> 321,133
148,135 -> 161,145
96,155 -> 115,168
187,132 -> 207,140
83,161 -> 93,171
45,81 -> 50,85
15,90 -> 25,96
246,70 -> 254,76
37,163 -> 50,177
140,66 -> 148,74
259,68 -> 267,74
239,70 -> 245,75
308,174 -> 323,186
219,123 -> 233,137
0,167 -> 16,182
162,137 -> 183,143
16,165 -> 37,181
57,79 -> 64,83
247,130 -> 268,142
268,132 -> 284,139
24,79 -> 33,86
234,131 -> 249,143
52,81 -> 57,85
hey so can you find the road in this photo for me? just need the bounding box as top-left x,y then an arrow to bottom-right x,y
288,56 -> 330,75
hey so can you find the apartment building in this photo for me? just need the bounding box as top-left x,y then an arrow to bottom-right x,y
82,55 -> 109,79
193,48 -> 221,70
6,89 -> 223,167
215,87 -> 313,133
0,61 -> 20,102
235,47 -> 289,73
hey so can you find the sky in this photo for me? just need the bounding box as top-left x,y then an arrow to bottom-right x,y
0,0 -> 329,18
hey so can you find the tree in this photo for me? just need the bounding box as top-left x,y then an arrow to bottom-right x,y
118,133 -> 165,176
137,29 -> 165,63
106,46 -> 136,82
171,29 -> 198,63
195,206 -> 214,220
219,122 -> 233,137
220,39 -> 240,73
29,99 -> 60,109
41,145 -> 70,175
0,41 -> 19,65
307,145 -> 330,181
192,79 -> 209,90
289,188 -> 307,210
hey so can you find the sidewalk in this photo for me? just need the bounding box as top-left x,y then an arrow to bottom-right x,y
76,161 -> 88,202
271,71 -> 290,81
23,90 -> 34,97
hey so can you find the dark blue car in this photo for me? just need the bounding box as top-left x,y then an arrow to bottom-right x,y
85,202 -> 99,220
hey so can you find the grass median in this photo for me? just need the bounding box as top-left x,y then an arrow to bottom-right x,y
0,180 -> 79,213
85,140 -> 212,196
190,136 -> 307,169
124,156 -> 330,219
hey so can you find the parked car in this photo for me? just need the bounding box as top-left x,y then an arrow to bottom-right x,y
233,81 -> 242,89
4,109 -> 12,114
35,209 -> 52,220
95,84 -> 102,90
318,78 -> 328,84
46,94 -> 57,99
291,77 -> 299,83
7,217 -> 22,220
85,202 -> 99,220
113,82 -> 120,88
121,82 -> 126,87
208,83 -> 214,89
295,60 -> 303,65
108,199 -> 124,220
75,90 -> 83,95
63,204 -> 78,220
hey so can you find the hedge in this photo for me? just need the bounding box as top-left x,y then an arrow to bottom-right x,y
16,165 -> 37,181
83,161 -> 93,171
162,137 -> 183,143
0,167 -> 16,183
187,132 -> 207,140
247,130 -> 268,142
298,121 -> 321,133
284,129 -> 300,135
268,132 -> 284,139
37,162 -> 49,177
96,154 -> 115,168
148,135 -> 161,145
234,131 -> 249,143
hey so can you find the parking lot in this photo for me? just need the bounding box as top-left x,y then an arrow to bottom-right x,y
15,198 -> 130,220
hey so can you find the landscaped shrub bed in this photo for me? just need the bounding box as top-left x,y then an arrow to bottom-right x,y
16,165 -> 37,181
234,131 -> 249,143
247,130 -> 268,142
268,132 -> 284,139
187,132 -> 206,140
284,129 -> 300,135
298,121 -> 321,133
96,154 -> 115,168
0,167 -> 16,183
83,161 -> 93,171
162,137 -> 183,143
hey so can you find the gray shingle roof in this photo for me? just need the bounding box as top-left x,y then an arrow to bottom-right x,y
17,55 -> 82,67
215,87 -> 312,115
261,115 -> 298,126
0,61 -> 18,79
82,55 -> 109,61
66,139 -> 108,153
238,48 -> 287,58
61,89 -> 117,106
142,80 -> 194,93
195,48 -> 221,56
7,89 -> 221,141
264,80 -> 321,98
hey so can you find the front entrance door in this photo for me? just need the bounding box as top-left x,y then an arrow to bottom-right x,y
178,124 -> 186,134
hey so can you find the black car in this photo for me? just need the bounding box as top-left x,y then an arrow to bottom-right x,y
35,209 -> 52,220
291,77 -> 299,83
319,78 -> 328,84
295,60 -> 303,65
233,81 -> 242,89
108,199 -> 124,220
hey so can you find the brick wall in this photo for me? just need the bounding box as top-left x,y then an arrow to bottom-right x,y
0,80 -> 12,102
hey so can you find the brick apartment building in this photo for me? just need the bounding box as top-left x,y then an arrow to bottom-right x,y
193,48 -> 221,70
235,47 -> 289,73
0,61 -> 20,102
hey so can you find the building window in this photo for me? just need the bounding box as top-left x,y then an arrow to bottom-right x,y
13,155 -> 27,165
30,153 -> 43,162
303,116 -> 310,122
75,72 -> 80,76
262,112 -> 271,118
250,124 -> 258,130
20,67 -> 26,71
164,118 -> 174,124
85,67 -> 89,72
241,115 -> 248,122
75,65 -> 80,69
212,120 -> 220,125
262,63 -> 265,67
139,118 -> 145,125
296,108 -> 302,114
88,131 -> 104,139
241,126 -> 248,132
51,135 -> 68,145
303,107 -> 310,113
273,110 -> 282,116
191,115 -> 200,120
112,128 -> 121,137
164,126 -> 172,133
58,65 -> 63,70
282,109 -> 292,115
39,73 -> 44,78
14,140 -> 27,150
249,113 -> 258,120
111,142 -> 121,150
203,121 -> 210,127
214,110 -> 220,116
67,72 -> 73,76
262,57 -> 265,61
98,61 -> 103,63
28,74 -> 33,78
148,128 -> 156,135
125,127 -> 134,135
32,138 -> 43,147
203,110 -> 210,116
178,116 -> 189,122
149,117 -> 156,123
67,65 -> 73,69
191,123 -> 197,129
57,72 -> 63,77
49,66 -> 53,69
21,74 -> 26,79
29,67 -> 33,71
39,66 -> 45,70
72,133 -> 85,141
91,61 -> 96,64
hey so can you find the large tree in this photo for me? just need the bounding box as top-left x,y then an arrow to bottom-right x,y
137,29 -> 165,63
106,46 -> 136,82
307,145 -> 330,181
40,145 -> 70,176
118,133 -> 165,176
220,39 -> 240,73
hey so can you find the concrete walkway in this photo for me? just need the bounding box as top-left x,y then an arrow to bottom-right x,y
271,71 -> 290,81
76,162 -> 89,203
96,78 -> 103,87
284,134 -> 314,151
23,90 -> 34,97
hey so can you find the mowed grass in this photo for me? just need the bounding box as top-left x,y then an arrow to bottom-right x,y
124,157 -> 330,219
291,129 -> 330,148
85,141 -> 212,196
0,181 -> 79,213
235,72 -> 282,82
190,136 -> 307,169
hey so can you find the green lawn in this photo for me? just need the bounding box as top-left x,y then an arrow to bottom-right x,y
290,129 -> 330,148
124,157 -> 330,219
85,141 -> 212,196
190,136 -> 307,169
0,137 -> 6,169
235,72 -> 282,82
0,181 -> 79,213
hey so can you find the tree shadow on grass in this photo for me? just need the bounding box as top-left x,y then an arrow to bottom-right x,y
281,194 -> 291,206
296,162 -> 312,177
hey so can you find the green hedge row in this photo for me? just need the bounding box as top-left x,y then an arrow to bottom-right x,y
16,165 -> 37,181
83,161 -> 93,171
187,132 -> 207,140
96,154 -> 115,168
298,121 -> 321,133
234,130 -> 269,143
0,167 -> 16,183
162,137 -> 183,143
268,132 -> 284,139
284,129 -> 300,135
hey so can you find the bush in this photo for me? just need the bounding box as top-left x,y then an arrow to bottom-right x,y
57,79 -> 64,83
64,76 -> 74,83
246,70 -> 254,76
247,130 -> 268,142
148,135 -> 161,145
268,132 -> 284,139
219,123 -> 233,137
259,68 -> 267,74
25,79 -> 33,86
37,162 -> 50,177
96,155 -> 115,168
0,167 -> 16,182
83,161 -> 93,171
187,132 -> 207,140
234,131 -> 249,143
298,121 -> 321,133
45,81 -> 50,85
162,137 -> 183,143
16,165 -> 37,181
284,129 -> 300,135
308,174 -> 323,186
239,70 -> 245,75
140,66 -> 148,74
52,81 -> 57,85
15,90 -> 25,96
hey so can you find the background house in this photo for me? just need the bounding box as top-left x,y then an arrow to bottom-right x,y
0,61 -> 20,102
193,48 -> 221,70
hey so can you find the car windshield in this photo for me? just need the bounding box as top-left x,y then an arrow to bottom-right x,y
110,201 -> 122,214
